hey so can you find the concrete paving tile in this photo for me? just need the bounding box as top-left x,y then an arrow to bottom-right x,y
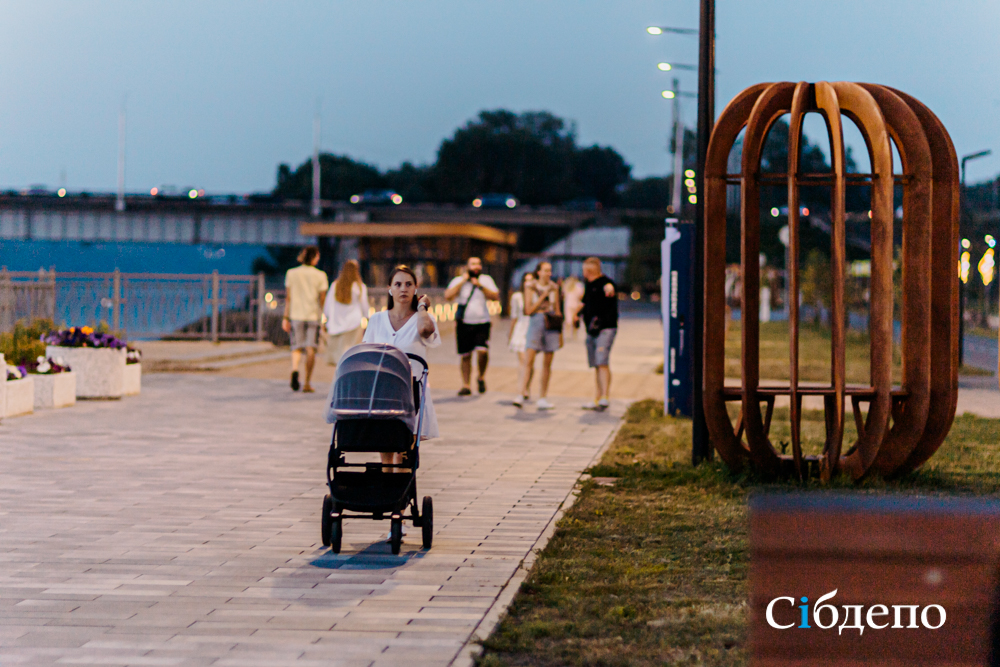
0,375 -> 621,665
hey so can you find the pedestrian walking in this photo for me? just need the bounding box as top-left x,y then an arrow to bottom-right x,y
507,272 -> 536,402
444,257 -> 499,395
361,265 -> 441,445
513,261 -> 561,410
323,259 -> 368,366
576,257 -> 618,411
282,246 -> 329,393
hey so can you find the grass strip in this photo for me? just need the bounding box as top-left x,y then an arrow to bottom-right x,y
478,400 -> 1000,666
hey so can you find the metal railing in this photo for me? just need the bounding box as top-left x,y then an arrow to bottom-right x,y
0,268 -> 57,332
0,268 -> 266,341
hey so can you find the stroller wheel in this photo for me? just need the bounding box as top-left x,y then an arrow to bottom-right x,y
321,495 -> 333,547
330,516 -> 342,554
390,517 -> 403,555
421,497 -> 433,550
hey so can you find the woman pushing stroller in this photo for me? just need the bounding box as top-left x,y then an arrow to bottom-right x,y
321,265 -> 440,555
361,265 -> 441,447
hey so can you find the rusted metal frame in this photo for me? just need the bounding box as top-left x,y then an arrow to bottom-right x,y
832,82 -> 894,480
786,82 -> 811,480
740,82 -> 797,474
887,89 -> 960,475
702,83 -> 771,471
859,84 -> 933,477
762,397 -> 775,437
811,82 -> 848,480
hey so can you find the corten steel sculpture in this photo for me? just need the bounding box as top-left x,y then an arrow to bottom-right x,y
703,82 -> 959,481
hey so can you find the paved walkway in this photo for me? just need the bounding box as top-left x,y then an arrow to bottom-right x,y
215,318 -> 666,402
0,374 -> 622,666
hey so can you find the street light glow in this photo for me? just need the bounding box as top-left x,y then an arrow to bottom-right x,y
188,189 -> 198,199
960,251 -> 971,283
979,248 -> 995,286
684,169 -> 695,178
658,63 -> 672,71
771,207 -> 780,217
647,26 -> 663,35
662,90 -> 675,99
688,194 -> 697,204
986,234 -> 996,248
962,238 -> 971,249
57,188 -> 66,197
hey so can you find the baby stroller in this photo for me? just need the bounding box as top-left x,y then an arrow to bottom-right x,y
321,343 -> 433,555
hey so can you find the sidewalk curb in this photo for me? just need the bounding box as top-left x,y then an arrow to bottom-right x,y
448,403 -> 628,667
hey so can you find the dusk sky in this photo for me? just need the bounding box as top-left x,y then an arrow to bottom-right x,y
2,1 -> 999,193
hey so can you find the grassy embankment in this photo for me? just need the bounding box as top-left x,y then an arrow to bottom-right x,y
478,323 -> 1000,667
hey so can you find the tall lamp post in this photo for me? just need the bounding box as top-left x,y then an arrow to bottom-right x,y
647,1 -> 715,465
692,0 -> 715,465
660,81 -> 697,214
959,149 -> 991,366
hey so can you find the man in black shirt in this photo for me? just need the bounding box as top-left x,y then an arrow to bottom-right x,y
576,257 -> 618,410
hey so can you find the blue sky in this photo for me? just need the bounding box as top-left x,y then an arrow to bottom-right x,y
2,1 -> 998,193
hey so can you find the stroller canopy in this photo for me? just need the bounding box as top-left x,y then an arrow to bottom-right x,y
329,343 -> 415,420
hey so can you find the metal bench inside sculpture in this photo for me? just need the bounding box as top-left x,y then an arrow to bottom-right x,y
703,82 -> 959,481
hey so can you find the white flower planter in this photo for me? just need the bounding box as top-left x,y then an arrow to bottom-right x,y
33,372 -> 77,409
123,363 -> 141,396
0,353 -> 6,418
4,376 -> 35,418
46,346 -> 126,399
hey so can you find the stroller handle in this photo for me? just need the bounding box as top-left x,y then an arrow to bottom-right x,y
406,353 -> 429,373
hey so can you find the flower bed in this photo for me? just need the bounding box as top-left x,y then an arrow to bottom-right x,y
43,327 -> 127,399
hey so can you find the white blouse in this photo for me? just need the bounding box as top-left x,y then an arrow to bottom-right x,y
360,310 -> 441,438
510,291 -> 525,320
324,281 -> 369,335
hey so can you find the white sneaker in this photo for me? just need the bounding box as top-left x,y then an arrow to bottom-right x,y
581,402 -> 600,410
537,398 -> 555,410
598,398 -> 610,410
512,396 -> 524,408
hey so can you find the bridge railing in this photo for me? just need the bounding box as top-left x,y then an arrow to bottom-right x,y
0,269 -> 266,341
0,268 -> 57,333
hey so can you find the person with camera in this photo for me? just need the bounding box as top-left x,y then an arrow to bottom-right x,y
444,257 -> 499,396
513,261 -> 562,410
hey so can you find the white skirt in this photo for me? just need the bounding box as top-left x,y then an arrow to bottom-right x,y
508,316 -> 530,352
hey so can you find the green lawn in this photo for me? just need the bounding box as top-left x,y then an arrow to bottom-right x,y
724,320 -> 900,385
477,400 -> 1000,667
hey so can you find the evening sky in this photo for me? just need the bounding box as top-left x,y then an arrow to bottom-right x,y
1,0 -> 997,193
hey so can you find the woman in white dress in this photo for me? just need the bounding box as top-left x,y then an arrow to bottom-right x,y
361,265 -> 441,453
507,272 -> 535,401
323,260 -> 369,366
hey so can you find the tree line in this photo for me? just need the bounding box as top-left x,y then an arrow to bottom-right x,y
274,109 -> 679,209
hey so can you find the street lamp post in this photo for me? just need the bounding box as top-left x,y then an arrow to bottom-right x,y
662,85 -> 696,215
646,6 -> 715,464
692,0 -> 715,465
672,78 -> 684,215
959,149 -> 991,366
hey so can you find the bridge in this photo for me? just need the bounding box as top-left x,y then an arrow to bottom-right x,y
0,193 -> 616,249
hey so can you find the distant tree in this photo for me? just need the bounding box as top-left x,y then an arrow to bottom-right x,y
432,110 -> 578,205
384,161 -> 434,203
572,145 -> 631,206
273,153 -> 384,201
618,177 -> 672,210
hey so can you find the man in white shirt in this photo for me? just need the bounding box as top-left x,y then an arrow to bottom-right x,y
282,247 -> 329,393
444,257 -> 499,395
